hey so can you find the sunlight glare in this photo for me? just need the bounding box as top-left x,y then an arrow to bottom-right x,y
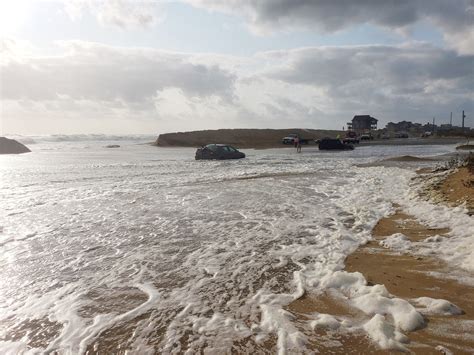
0,0 -> 30,35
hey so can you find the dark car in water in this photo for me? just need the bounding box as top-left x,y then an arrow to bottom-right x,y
195,144 -> 246,160
318,138 -> 354,150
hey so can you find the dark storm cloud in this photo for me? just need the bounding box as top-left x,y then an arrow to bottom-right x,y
266,44 -> 473,97
187,0 -> 474,53
188,0 -> 472,31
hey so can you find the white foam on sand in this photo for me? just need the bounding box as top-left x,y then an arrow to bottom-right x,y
410,297 -> 463,316
310,313 -> 342,330
379,233 -> 412,251
400,180 -> 474,272
319,271 -> 425,331
363,314 -> 409,351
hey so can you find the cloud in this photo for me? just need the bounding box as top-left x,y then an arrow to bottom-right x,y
186,0 -> 474,53
1,39 -> 472,134
1,40 -> 235,102
63,0 -> 162,29
262,43 -> 473,118
187,0 -> 415,32
267,44 -> 472,89
0,39 -> 238,133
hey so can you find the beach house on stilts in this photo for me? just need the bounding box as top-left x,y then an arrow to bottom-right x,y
347,115 -> 378,134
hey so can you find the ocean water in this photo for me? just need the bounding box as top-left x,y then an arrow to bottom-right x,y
0,137 -> 471,354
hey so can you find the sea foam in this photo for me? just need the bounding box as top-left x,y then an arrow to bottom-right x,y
0,142 -> 469,353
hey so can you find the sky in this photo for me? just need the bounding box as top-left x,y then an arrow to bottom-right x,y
0,0 -> 473,135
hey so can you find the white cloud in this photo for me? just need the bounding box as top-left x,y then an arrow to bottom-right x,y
1,40 -> 235,102
63,0 -> 163,29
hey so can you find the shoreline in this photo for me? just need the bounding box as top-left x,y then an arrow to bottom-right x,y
345,205 -> 474,353
287,158 -> 474,353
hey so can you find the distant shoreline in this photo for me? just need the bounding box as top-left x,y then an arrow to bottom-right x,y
154,129 -> 468,149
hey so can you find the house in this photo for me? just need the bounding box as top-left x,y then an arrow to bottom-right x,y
347,115 -> 378,132
386,121 -> 421,133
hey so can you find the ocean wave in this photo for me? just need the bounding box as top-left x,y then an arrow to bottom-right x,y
7,134 -> 157,144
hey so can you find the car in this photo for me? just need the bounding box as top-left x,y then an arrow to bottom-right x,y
360,134 -> 374,140
195,144 -> 245,160
342,137 -> 359,144
343,131 -> 360,144
282,133 -> 299,144
318,138 -> 354,150
395,132 -> 409,138
281,134 -> 311,145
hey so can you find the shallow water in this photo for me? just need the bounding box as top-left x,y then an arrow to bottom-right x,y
0,140 -> 465,353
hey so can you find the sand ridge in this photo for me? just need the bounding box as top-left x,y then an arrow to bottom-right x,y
154,129 -> 467,149
155,128 -> 340,149
417,166 -> 474,215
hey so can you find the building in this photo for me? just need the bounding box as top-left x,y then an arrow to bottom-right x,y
347,115 -> 378,132
386,120 -> 422,133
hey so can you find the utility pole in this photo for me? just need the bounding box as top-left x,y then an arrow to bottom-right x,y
462,110 -> 466,130
450,112 -> 452,126
433,117 -> 435,131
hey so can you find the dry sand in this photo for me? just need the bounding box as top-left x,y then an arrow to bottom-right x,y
439,167 -> 474,212
417,166 -> 474,215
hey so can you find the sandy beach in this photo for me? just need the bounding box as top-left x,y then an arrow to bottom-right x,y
287,153 -> 474,353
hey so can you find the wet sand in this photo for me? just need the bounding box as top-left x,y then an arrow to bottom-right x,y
346,210 -> 474,353
287,292 -> 387,354
286,160 -> 474,353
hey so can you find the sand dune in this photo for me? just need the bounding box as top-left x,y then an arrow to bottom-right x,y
155,128 -> 342,148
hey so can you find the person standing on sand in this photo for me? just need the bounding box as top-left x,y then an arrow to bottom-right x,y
295,136 -> 302,153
